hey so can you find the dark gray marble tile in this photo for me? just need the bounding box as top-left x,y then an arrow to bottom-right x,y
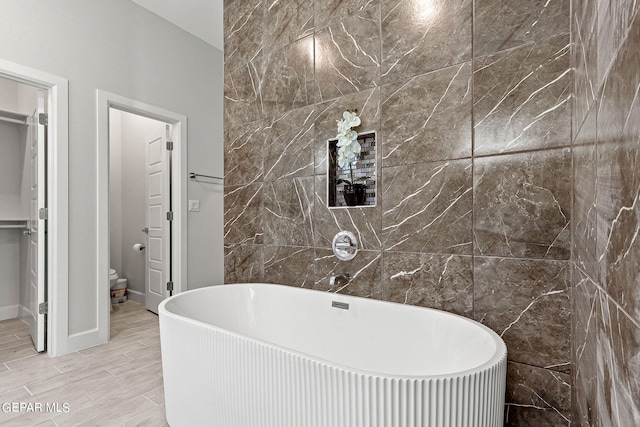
314,175 -> 382,250
573,112 -> 598,280
474,257 -> 571,373
381,62 -> 472,167
572,0 -> 598,137
382,252 -> 472,316
313,248 -> 383,298
220,3 -> 640,426
264,106 -> 316,181
314,6 -> 381,102
223,0 -> 264,73
573,269 -> 599,426
261,36 -> 315,118
315,0 -> 379,30
580,10 -> 640,426
263,246 -> 315,287
596,294 -> 640,426
596,12 -> 640,146
381,159 -> 472,254
224,120 -> 266,186
381,0 -> 472,85
264,0 -> 314,54
224,183 -> 263,245
474,0 -> 569,57
224,61 -> 264,127
597,0 -> 640,87
474,149 -> 571,259
314,87 -> 380,176
596,16 -> 640,319
473,35 -> 571,155
504,362 -> 571,426
224,244 -> 263,283
263,177 -> 315,246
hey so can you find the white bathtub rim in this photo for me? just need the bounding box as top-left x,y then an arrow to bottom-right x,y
159,283 -> 507,381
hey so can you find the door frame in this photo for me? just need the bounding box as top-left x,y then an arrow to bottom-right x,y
96,90 -> 187,341
0,58 -> 69,357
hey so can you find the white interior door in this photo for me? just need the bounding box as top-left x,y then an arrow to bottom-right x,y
29,90 -> 46,352
145,129 -> 170,313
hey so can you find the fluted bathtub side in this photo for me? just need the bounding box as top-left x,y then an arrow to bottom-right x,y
160,284 -> 507,427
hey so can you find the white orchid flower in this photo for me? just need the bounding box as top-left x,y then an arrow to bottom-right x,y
335,110 -> 362,173
336,119 -> 350,135
337,152 -> 353,169
337,134 -> 352,147
342,111 -> 361,128
350,141 -> 361,154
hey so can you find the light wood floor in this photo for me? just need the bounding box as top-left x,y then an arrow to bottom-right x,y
0,301 -> 168,426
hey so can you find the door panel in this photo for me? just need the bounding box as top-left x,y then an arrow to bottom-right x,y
149,172 -> 162,198
148,268 -> 163,295
148,236 -> 162,259
148,204 -> 163,228
29,90 -> 46,352
145,131 -> 169,313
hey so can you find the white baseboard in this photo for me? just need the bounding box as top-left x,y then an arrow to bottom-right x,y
0,305 -> 19,321
126,289 -> 145,305
18,304 -> 35,326
67,328 -> 106,353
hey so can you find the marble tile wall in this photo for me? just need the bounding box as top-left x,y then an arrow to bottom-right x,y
572,0 -> 640,425
223,0 -> 574,424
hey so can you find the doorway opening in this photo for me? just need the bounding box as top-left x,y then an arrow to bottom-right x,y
109,109 -> 171,313
0,76 -> 47,352
97,90 -> 187,343
0,59 -> 69,356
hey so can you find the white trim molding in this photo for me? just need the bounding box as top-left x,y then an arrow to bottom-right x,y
96,89 -> 188,344
0,305 -> 19,322
0,58 -> 70,357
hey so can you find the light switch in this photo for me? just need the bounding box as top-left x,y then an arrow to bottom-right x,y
189,200 -> 200,212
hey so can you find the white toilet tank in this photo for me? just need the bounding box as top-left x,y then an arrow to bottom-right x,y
109,268 -> 119,289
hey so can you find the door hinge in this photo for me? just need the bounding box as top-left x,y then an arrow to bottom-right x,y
166,140 -> 174,151
39,302 -> 48,315
38,113 -> 48,126
166,211 -> 174,221
166,281 -> 174,292
39,208 -> 48,220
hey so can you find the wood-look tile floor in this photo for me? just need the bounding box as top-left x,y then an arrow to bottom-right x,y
0,301 -> 168,426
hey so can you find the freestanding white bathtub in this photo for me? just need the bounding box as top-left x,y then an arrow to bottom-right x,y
159,283 -> 507,427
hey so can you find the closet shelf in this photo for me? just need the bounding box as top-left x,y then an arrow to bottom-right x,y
0,218 -> 29,229
0,109 -> 29,125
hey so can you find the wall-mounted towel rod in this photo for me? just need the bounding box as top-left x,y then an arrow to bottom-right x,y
189,172 -> 224,180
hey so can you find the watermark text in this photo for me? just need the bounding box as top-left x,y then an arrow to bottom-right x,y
1,402 -> 70,414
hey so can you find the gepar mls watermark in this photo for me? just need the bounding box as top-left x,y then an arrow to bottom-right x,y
2,402 -> 70,414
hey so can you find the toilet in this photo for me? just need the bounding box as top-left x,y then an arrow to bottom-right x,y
109,268 -> 119,288
109,268 -> 128,304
